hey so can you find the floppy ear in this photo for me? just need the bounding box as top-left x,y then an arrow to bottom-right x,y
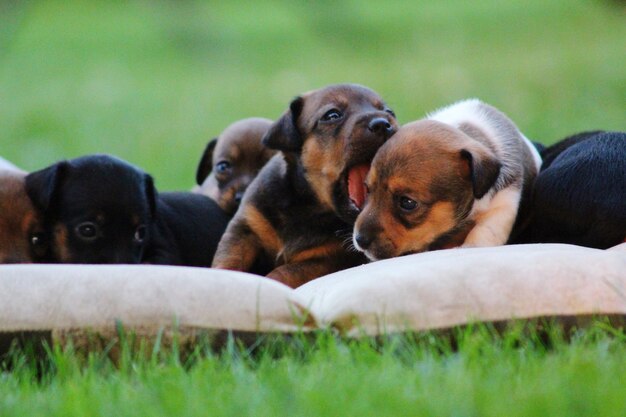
143,174 -> 158,220
460,147 -> 501,199
195,137 -> 217,185
262,96 -> 304,152
25,161 -> 69,212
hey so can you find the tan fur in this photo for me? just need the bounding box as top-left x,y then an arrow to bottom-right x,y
246,205 -> 283,257
53,224 -> 71,263
300,135 -> 343,210
354,99 -> 536,260
0,171 -> 39,263
394,202 -> 458,253
196,118 -> 275,214
463,186 -> 520,247
287,241 -> 345,264
212,84 -> 397,287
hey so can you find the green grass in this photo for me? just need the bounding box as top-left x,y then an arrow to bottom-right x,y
1,1 -> 625,415
2,323 -> 626,416
1,0 -> 624,189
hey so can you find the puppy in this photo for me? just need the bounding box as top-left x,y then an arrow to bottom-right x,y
353,99 -> 541,260
194,118 -> 276,214
143,191 -> 231,267
515,131 -> 625,248
212,84 -> 398,287
0,169 -> 46,263
539,130 -> 604,169
25,155 -> 156,264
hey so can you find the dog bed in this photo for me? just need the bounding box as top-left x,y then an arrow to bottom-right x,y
1,244 -> 624,353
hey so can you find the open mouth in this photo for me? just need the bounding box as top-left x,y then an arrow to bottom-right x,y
347,163 -> 370,211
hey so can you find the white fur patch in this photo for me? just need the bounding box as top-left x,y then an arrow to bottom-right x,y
522,134 -> 543,171
465,186 -> 521,247
0,156 -> 22,173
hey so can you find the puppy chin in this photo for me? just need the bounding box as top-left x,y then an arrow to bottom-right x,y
352,237 -> 393,261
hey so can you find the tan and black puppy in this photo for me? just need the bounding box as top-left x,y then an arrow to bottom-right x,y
212,84 -> 398,287
353,99 -> 541,260
194,118 -> 276,214
25,155 -> 156,264
0,168 -> 46,263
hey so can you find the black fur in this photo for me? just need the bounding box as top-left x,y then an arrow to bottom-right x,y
540,130 -> 605,169
262,97 -> 304,152
195,138 -> 217,185
25,155 -> 156,264
460,149 -> 502,199
515,131 -> 626,248
143,192 -> 230,267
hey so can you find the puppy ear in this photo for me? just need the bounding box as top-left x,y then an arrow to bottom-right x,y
262,96 -> 304,152
460,147 -> 501,199
25,161 -> 69,212
143,174 -> 158,219
195,138 -> 217,185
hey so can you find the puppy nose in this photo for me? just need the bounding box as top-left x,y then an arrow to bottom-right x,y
368,117 -> 394,136
234,191 -> 244,204
355,233 -> 374,250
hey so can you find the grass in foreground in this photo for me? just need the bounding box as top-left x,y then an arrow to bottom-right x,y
1,321 -> 625,416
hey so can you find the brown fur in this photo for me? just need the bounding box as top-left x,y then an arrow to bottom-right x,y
0,170 -> 44,263
194,118 -> 276,214
354,120 -> 502,260
212,84 -> 397,287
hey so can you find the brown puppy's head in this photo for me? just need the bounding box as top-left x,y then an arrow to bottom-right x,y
195,118 -> 276,214
353,120 -> 501,260
0,170 -> 46,263
262,84 -> 398,223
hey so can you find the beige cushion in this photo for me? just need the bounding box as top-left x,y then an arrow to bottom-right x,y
1,244 -> 624,344
0,265 -> 311,335
295,244 -> 626,336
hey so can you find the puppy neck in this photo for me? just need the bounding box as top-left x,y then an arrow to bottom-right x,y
282,152 -> 325,206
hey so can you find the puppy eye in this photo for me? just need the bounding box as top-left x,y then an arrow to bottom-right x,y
215,161 -> 231,174
134,225 -> 147,243
76,222 -> 99,241
30,232 -> 47,248
399,196 -> 418,211
385,109 -> 396,118
321,109 -> 343,122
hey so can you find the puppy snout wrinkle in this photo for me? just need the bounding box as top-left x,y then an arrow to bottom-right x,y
368,117 -> 394,136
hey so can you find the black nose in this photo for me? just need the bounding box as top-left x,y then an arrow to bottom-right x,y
355,233 -> 374,250
234,191 -> 244,204
368,117 -> 394,136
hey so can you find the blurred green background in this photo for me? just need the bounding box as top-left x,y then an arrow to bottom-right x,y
1,0 -> 624,190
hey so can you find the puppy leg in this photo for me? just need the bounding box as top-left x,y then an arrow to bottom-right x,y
268,245 -> 365,288
268,260 -> 339,288
211,218 -> 263,272
463,187 -> 521,247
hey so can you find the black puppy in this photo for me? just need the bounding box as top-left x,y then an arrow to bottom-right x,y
143,191 -> 230,267
515,131 -> 626,248
26,155 -> 156,263
26,154 -> 231,265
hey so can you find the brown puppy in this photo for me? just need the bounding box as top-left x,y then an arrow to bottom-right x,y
194,118 -> 276,214
353,99 -> 541,260
0,169 -> 46,263
212,84 -> 398,287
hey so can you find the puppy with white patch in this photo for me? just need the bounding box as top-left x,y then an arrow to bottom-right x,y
353,99 -> 541,260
